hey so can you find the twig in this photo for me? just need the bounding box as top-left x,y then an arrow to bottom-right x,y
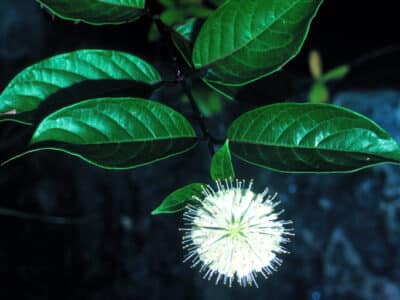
180,78 -> 218,155
150,13 -> 222,156
0,207 -> 100,225
349,44 -> 400,68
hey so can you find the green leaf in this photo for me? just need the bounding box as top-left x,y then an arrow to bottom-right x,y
309,49 -> 323,79
227,103 -> 400,173
4,98 -> 197,169
151,183 -> 205,215
193,90 -> 222,118
203,80 -> 238,100
161,8 -> 186,24
174,18 -> 198,41
192,0 -> 324,86
159,0 -> 175,8
148,23 -> 161,43
309,82 -> 329,103
182,82 -> 223,117
172,19 -> 238,100
210,140 -> 235,181
172,18 -> 200,67
149,9 -> 186,43
180,6 -> 213,19
321,65 -> 350,82
162,6 -> 211,26
0,50 -> 162,114
36,0 -> 145,25
151,6 -> 210,45
0,112 -> 34,126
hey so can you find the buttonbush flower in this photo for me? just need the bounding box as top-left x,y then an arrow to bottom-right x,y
181,179 -> 293,287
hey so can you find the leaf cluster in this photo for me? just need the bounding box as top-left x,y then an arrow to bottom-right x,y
1,0 -> 399,214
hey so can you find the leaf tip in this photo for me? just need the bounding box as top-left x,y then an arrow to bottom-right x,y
150,208 -> 161,216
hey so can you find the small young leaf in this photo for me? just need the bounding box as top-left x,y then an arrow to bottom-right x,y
0,50 -> 162,114
192,0 -> 324,86
4,98 -> 197,169
182,82 -> 223,117
148,23 -> 161,43
210,140 -> 235,181
151,183 -> 205,215
150,7 -> 210,44
309,50 -> 323,79
36,0 -> 145,25
227,103 -> 400,173
309,82 -> 330,103
194,92 -> 222,118
149,9 -> 186,43
161,8 -> 186,25
174,18 -> 199,42
159,0 -> 175,8
321,65 -> 350,82
172,18 -> 203,67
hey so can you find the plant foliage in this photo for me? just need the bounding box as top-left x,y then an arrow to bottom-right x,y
1,0 -> 399,213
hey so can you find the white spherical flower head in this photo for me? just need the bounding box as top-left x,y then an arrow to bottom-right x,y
181,179 -> 293,288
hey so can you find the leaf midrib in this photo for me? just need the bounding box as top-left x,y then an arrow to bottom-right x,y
194,0 -> 302,69
230,139 -> 400,159
32,135 -> 198,146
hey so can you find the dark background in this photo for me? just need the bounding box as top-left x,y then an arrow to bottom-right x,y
1,1 -> 400,300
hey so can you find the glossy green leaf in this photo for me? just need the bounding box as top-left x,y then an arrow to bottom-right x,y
151,183 -> 205,215
172,18 -> 199,67
172,18 -> 239,99
227,103 -> 400,173
0,112 -> 34,126
0,50 -> 162,114
193,0 -> 324,86
149,7 -> 209,44
36,0 -> 145,25
210,140 -> 235,181
203,80 -> 238,100
321,65 -> 350,82
4,98 -> 197,169
174,18 -> 198,42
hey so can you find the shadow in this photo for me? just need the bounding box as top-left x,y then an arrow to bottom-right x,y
32,79 -> 158,124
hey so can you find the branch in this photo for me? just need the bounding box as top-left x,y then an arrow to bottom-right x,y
151,14 -> 223,156
349,44 -> 400,68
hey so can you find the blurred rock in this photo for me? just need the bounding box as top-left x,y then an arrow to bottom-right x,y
324,228 -> 400,300
0,0 -> 45,62
334,90 -> 400,141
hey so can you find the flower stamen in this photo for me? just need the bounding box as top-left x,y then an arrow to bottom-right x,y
181,179 -> 293,287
